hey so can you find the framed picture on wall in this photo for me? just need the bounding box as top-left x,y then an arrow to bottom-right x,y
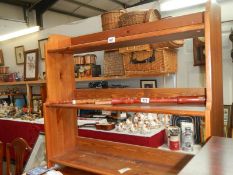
38,38 -> 48,60
15,45 -> 25,65
24,49 -> 38,81
140,80 -> 157,88
224,105 -> 232,138
0,49 -> 4,66
193,37 -> 205,66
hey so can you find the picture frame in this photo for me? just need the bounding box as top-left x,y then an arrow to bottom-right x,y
224,105 -> 232,138
24,132 -> 46,172
0,49 -> 4,66
15,45 -> 25,65
32,94 -> 42,114
24,49 -> 39,81
140,80 -> 157,88
38,38 -> 48,60
193,37 -> 205,66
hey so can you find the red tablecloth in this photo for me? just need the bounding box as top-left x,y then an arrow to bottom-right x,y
0,119 -> 44,158
78,128 -> 165,148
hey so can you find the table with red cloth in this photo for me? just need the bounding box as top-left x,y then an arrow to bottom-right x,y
78,127 -> 165,148
0,118 -> 44,158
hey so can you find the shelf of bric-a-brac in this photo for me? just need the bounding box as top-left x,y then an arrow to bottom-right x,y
44,1 -> 223,174
0,80 -> 46,109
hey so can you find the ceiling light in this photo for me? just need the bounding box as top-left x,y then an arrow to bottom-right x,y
160,0 -> 207,11
0,26 -> 40,42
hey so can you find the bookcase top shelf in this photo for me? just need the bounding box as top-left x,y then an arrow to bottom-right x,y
47,12 -> 204,54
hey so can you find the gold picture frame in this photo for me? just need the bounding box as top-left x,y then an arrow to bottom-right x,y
0,49 -> 4,66
15,45 -> 25,65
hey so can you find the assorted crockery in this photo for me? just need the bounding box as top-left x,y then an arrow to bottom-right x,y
116,112 -> 170,134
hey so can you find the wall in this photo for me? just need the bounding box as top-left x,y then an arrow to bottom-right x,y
161,0 -> 233,105
0,3 -> 27,35
42,11 -> 80,29
0,1 -> 232,104
0,2 -> 80,32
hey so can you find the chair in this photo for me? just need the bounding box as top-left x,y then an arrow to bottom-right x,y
6,138 -> 32,175
0,141 -> 3,175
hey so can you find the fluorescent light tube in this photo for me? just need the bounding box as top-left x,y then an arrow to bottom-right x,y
160,0 -> 207,11
0,26 -> 40,42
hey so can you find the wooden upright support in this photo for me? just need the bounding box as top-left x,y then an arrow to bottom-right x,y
44,35 -> 77,167
205,0 -> 224,137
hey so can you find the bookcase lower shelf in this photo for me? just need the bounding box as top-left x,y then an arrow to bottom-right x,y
59,167 -> 96,175
49,137 -> 193,175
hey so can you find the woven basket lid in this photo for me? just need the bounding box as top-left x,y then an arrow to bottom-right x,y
101,10 -> 125,17
145,9 -> 161,22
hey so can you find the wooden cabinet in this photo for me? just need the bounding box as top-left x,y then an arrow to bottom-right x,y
44,1 -> 223,174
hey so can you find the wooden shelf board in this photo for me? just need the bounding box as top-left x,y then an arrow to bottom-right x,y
71,13 -> 204,45
27,80 -> 46,85
46,103 -> 206,116
50,146 -> 189,175
74,88 -> 206,99
59,167 -> 96,175
158,144 -> 202,155
0,80 -> 46,86
75,74 -> 173,82
75,76 -> 132,82
49,25 -> 204,54
47,13 -> 204,54
0,93 -> 26,97
0,81 -> 26,85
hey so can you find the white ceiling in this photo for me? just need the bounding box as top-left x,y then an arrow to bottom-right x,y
52,0 -> 142,18
27,0 -> 143,18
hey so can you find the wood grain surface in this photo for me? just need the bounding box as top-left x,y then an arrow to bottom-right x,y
179,137 -> 233,175
71,13 -> 204,45
47,13 -> 204,54
75,88 -> 206,99
204,0 -> 224,137
50,137 -> 193,175
46,103 -> 206,116
44,107 -> 77,167
44,35 -> 77,167
60,167 -> 97,175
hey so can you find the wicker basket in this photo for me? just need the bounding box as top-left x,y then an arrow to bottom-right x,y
104,51 -> 124,76
122,49 -> 177,76
101,10 -> 125,31
119,9 -> 160,53
0,66 -> 9,74
119,44 -> 152,54
74,55 -> 85,65
119,9 -> 161,27
151,40 -> 184,49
